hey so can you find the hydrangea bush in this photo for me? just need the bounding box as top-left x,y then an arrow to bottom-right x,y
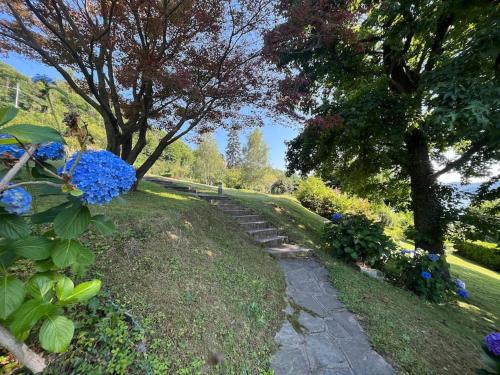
383,248 -> 455,302
324,213 -> 395,268
478,332 -> 500,374
0,105 -> 135,372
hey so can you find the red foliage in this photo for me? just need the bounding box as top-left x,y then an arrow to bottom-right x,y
0,0 -> 278,176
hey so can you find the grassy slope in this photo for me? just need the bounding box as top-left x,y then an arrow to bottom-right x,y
47,181 -> 285,374
167,178 -> 500,375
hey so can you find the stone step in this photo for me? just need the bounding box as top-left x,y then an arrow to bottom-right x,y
255,235 -> 287,247
264,244 -> 312,259
197,194 -> 230,203
234,214 -> 262,223
247,228 -> 279,239
238,221 -> 268,230
224,209 -> 253,216
218,204 -> 247,211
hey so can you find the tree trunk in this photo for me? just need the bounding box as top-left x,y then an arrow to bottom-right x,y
406,129 -> 445,254
104,118 -> 121,155
132,136 -> 172,190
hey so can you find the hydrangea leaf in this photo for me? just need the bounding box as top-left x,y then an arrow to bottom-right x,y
26,274 -> 55,300
0,106 -> 18,127
51,239 -> 86,267
91,215 -> 116,236
53,204 -> 91,239
58,279 -> 101,305
0,213 -> 30,239
9,299 -> 57,340
12,236 -> 53,260
55,277 -> 74,301
39,315 -> 74,353
0,276 -> 25,320
0,241 -> 16,267
1,124 -> 63,144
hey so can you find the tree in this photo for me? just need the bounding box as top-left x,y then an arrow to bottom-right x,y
191,136 -> 225,186
225,128 -> 242,168
162,140 -> 194,179
241,129 -> 270,191
0,0 -> 274,183
264,0 -> 500,254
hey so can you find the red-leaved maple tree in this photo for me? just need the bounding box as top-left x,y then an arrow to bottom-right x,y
0,0 -> 275,182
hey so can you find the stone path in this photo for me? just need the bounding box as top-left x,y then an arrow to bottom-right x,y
273,258 -> 394,375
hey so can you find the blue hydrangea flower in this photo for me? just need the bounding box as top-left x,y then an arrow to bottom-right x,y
485,332 -> 500,356
331,213 -> 343,221
0,186 -> 32,215
456,288 -> 469,298
0,134 -> 24,159
61,150 -> 136,205
427,253 -> 440,262
35,142 -> 65,160
421,271 -> 432,280
454,278 -> 466,290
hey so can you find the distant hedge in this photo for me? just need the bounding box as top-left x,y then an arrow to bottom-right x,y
455,241 -> 500,271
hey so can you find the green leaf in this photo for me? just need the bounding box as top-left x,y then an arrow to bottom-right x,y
26,274 -> 54,300
0,214 -> 30,239
51,239 -> 86,268
0,106 -> 18,127
70,246 -> 95,276
0,241 -> 16,268
39,315 -> 74,353
1,124 -> 63,144
12,236 -> 52,260
59,279 -> 101,304
34,259 -> 56,272
53,204 -> 90,239
9,299 -> 57,340
91,215 -> 116,236
55,277 -> 74,301
0,276 -> 25,320
31,201 -> 72,224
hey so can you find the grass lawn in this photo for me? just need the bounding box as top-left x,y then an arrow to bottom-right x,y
29,180 -> 285,374
169,178 -> 500,375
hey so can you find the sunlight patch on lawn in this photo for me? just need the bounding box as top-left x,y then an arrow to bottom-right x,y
448,254 -> 500,281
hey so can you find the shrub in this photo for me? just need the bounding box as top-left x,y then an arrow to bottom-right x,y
323,213 -> 395,267
295,177 -> 413,241
383,249 -> 458,302
270,175 -> 300,194
455,240 -> 500,272
295,177 -> 373,218
0,105 -> 132,371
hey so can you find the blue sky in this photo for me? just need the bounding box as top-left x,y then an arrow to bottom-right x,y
1,53 -> 300,171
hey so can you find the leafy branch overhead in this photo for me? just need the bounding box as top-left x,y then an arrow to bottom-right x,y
0,0 -> 279,182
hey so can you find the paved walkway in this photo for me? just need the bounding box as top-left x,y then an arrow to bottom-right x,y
272,258 -> 394,375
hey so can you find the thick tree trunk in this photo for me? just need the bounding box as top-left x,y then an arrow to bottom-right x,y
406,129 -> 445,254
132,136 -> 172,190
104,118 -> 121,155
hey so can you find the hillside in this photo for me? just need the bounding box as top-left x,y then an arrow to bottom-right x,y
152,177 -> 500,375
0,181 -> 285,374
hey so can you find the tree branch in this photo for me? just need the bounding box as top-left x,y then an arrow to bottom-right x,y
0,325 -> 46,374
431,138 -> 488,180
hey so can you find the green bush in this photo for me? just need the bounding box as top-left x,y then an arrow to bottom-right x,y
295,177 -> 372,218
295,177 -> 413,241
455,240 -> 500,271
323,213 -> 395,267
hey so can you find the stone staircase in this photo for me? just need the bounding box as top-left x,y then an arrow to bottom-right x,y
145,177 -> 312,258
